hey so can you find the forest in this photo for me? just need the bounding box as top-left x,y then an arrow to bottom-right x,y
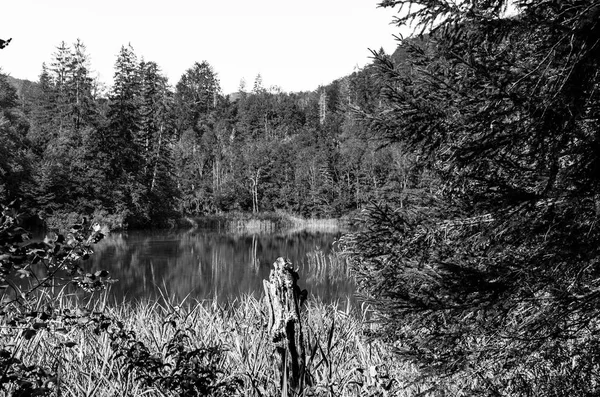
2,0 -> 600,395
0,40 -> 409,229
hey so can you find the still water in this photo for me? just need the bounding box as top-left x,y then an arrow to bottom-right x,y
87,228 -> 355,304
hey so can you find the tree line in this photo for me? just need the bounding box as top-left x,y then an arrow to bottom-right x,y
0,41 -> 412,228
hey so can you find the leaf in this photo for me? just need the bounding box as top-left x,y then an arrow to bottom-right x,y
23,329 -> 36,340
33,322 -> 47,330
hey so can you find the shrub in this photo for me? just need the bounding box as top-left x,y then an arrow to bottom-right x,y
0,200 -> 238,396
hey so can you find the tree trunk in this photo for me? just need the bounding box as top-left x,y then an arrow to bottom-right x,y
249,167 -> 261,213
263,258 -> 308,396
150,124 -> 163,192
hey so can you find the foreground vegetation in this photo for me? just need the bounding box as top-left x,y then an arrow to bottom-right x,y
2,294 -> 417,396
0,200 -> 409,396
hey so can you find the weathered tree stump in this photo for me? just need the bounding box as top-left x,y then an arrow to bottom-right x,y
263,257 -> 308,396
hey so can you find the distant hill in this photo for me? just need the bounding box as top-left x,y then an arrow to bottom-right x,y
390,34 -> 430,66
5,74 -> 39,101
6,75 -> 28,93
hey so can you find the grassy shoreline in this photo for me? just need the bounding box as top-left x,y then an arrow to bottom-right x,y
42,209 -> 352,234
181,210 -> 351,234
3,294 -> 419,396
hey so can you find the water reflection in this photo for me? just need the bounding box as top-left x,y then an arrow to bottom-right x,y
86,229 -> 355,304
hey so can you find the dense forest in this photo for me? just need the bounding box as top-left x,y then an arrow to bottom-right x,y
0,41 -> 413,229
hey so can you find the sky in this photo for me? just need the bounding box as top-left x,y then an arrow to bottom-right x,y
0,0 -> 405,94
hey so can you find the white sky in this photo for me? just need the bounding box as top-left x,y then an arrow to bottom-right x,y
0,0 -> 404,94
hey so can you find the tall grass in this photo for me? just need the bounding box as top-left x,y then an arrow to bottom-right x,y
1,291 -> 420,396
227,217 -> 279,234
303,247 -> 352,285
183,210 -> 348,235
281,212 -> 344,234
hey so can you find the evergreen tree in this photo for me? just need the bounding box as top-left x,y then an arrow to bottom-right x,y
139,60 -> 178,221
345,1 -> 600,395
0,73 -> 33,203
49,41 -> 72,133
174,61 -> 220,134
26,41 -> 103,218
252,74 -> 264,94
106,44 -> 142,174
173,61 -> 221,215
66,39 -> 96,132
91,44 -> 146,221
27,64 -> 56,151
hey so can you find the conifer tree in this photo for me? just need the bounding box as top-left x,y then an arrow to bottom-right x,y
345,1 -> 600,395
173,61 -> 221,214
174,61 -> 220,134
88,44 -> 146,221
49,41 -> 72,133
105,44 -> 142,176
27,64 -> 57,151
66,39 -> 96,132
139,60 -> 178,220
0,73 -> 32,203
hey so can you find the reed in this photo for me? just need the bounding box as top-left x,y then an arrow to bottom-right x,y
226,217 -> 278,234
279,211 -> 345,234
183,211 -> 347,235
0,292 -> 420,396
303,247 -> 352,285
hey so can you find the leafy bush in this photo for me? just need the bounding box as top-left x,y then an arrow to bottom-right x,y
110,310 -> 241,396
0,200 -> 238,396
45,208 -> 128,232
0,200 -> 109,395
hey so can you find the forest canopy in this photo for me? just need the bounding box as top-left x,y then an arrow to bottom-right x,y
0,41 -> 408,228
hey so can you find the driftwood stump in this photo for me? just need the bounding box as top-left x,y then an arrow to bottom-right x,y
263,257 -> 308,396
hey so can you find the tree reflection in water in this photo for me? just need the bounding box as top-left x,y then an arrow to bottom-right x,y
86,229 -> 355,305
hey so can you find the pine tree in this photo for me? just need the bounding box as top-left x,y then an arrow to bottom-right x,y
252,74 -> 264,94
174,61 -> 220,134
139,61 -> 178,220
0,73 -> 33,203
27,63 -> 57,151
105,44 -> 142,176
173,61 -> 221,214
344,0 -> 600,395
49,41 -> 72,133
88,44 -> 146,221
66,39 -> 96,132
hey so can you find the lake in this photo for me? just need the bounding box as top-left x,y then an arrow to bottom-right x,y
86,228 -> 356,305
